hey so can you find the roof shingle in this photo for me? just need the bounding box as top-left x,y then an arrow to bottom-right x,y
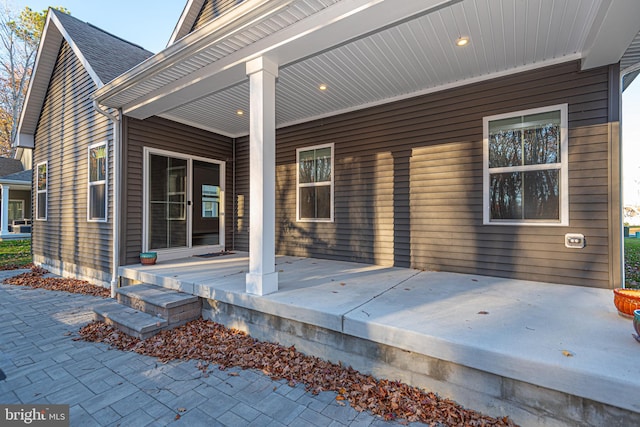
52,9 -> 154,84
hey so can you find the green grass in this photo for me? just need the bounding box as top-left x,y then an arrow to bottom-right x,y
0,239 -> 32,269
625,238 -> 640,288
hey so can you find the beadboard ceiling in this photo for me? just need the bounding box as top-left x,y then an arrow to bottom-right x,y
96,0 -> 640,138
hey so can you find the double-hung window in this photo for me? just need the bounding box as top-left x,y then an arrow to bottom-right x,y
88,142 -> 107,221
297,143 -> 334,222
483,104 -> 568,225
36,162 -> 47,220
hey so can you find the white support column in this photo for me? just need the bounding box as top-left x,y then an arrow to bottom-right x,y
245,56 -> 279,295
0,185 -> 9,236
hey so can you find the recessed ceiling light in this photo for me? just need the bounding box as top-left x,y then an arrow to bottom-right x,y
456,36 -> 469,47
236,109 -> 244,116
319,84 -> 327,91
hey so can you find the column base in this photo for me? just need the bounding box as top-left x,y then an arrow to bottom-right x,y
246,271 -> 279,296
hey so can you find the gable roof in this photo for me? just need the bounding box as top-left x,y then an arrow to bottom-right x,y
0,158 -> 23,177
52,11 -> 153,84
0,169 -> 31,184
15,9 -> 153,148
168,0 -> 205,46
168,0 -> 246,46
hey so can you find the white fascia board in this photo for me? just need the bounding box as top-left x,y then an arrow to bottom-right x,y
0,178 -> 31,186
115,0 -> 461,120
16,12 -> 60,140
167,0 -> 201,47
95,0 -> 294,104
49,13 -> 103,88
17,10 -> 105,141
581,0 -> 640,70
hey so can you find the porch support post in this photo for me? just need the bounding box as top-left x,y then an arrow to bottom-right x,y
0,184 -> 8,236
245,56 -> 278,295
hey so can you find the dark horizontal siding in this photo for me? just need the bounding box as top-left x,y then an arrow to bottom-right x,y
32,41 -> 113,277
123,116 -> 233,264
234,136 -> 249,251
272,60 -> 613,288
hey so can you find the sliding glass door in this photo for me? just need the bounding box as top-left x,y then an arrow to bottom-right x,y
145,149 -> 224,257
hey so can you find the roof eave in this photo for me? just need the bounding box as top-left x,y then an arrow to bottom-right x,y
95,0 -> 295,106
167,0 -> 203,47
581,0 -> 640,70
16,10 -> 105,144
15,11 -> 61,145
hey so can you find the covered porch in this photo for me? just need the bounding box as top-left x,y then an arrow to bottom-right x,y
96,0 -> 640,295
0,171 -> 32,240
118,254 -> 639,425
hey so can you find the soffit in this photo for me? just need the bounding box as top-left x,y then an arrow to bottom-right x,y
100,0 -> 639,138
100,0 -> 338,109
621,30 -> 640,72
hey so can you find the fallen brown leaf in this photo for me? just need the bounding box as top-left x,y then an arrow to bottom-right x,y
562,350 -> 574,357
77,318 -> 519,427
3,267 -> 110,298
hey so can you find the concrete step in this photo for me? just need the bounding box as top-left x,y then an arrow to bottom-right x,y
93,301 -> 168,340
116,283 -> 201,327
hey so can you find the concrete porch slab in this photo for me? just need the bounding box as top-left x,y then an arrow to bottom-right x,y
118,254 -> 640,419
343,271 -> 640,416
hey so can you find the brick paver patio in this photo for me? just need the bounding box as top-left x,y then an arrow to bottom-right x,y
0,271 -> 420,426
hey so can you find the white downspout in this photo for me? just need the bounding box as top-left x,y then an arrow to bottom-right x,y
93,100 -> 121,298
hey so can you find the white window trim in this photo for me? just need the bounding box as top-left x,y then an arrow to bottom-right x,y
296,142 -> 335,223
36,161 -> 47,221
142,147 -> 226,257
482,104 -> 569,226
87,141 -> 108,222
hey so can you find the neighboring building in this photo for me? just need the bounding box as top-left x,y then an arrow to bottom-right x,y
16,1 -> 640,292
15,10 -> 153,285
0,160 -> 31,238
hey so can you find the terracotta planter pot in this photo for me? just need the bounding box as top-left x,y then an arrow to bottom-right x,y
140,252 -> 157,265
613,288 -> 640,317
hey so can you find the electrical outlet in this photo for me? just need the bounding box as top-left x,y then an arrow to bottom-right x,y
565,233 -> 585,249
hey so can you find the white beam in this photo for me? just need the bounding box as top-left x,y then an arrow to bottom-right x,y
116,0 -> 459,119
245,56 -> 278,296
581,0 -> 640,70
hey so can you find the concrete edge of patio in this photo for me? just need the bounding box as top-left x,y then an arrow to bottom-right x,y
118,256 -> 640,418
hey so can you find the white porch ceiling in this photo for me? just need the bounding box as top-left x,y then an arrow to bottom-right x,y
96,0 -> 640,138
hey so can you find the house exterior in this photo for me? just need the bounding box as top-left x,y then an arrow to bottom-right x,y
16,1 -> 640,293
15,10 -> 153,286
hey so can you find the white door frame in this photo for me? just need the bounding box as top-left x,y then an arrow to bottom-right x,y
143,147 -> 225,261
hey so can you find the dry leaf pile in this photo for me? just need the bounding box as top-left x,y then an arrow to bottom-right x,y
79,319 -> 517,426
3,266 -> 110,298
0,263 -> 34,271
